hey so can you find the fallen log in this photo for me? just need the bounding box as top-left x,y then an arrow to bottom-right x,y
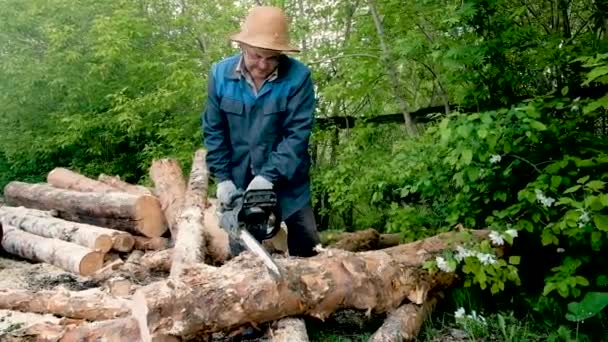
47,167 -> 118,193
131,230 -> 484,339
201,199 -> 231,265
133,236 -> 170,251
1,224 -> 104,276
325,229 -> 402,252
3,181 -> 167,238
170,149 -> 208,278
0,288 -> 131,321
140,249 -> 172,273
369,297 -> 438,341
0,206 -> 135,253
149,158 -> 186,239
270,318 -> 309,342
98,174 -> 154,196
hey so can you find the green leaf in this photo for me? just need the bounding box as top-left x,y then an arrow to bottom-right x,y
585,180 -> 605,192
551,176 -> 562,189
509,256 -> 521,265
577,176 -> 590,184
529,120 -> 547,131
461,149 -> 473,165
566,292 -> 608,322
564,185 -> 581,194
594,214 -> 608,232
561,86 -> 569,96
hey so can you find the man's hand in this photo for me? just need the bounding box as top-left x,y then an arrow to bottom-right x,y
247,175 -> 273,191
217,180 -> 238,207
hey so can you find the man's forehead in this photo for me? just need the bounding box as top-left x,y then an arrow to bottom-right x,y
244,45 -> 282,57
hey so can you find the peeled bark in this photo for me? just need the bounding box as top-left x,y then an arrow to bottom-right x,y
133,236 -> 170,251
47,167 -> 118,193
0,206 -> 136,253
0,288 -> 131,321
1,225 -> 103,276
98,174 -> 154,196
132,230 -> 484,339
369,297 -> 438,341
149,158 -> 187,239
270,318 -> 309,342
3,182 -> 167,238
170,149 -> 208,278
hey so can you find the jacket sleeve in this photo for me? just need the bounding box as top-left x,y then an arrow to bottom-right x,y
260,71 -> 315,183
202,66 -> 232,182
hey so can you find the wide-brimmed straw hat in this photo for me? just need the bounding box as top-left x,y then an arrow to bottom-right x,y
230,6 -> 300,53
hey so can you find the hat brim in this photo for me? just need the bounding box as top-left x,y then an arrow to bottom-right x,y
230,32 -> 301,53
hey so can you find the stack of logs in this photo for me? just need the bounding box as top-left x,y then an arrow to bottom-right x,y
0,148 -> 500,342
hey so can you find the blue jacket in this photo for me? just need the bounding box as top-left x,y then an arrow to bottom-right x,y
202,54 -> 315,220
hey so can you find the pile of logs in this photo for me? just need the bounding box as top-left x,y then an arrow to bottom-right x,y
0,148 -> 500,342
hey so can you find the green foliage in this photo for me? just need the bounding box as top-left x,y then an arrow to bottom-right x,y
566,291 -> 608,322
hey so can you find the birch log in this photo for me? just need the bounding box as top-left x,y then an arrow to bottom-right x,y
149,158 -> 186,239
98,174 -> 154,196
0,206 -> 135,253
47,167 -> 118,193
3,182 -> 167,237
0,225 -> 104,276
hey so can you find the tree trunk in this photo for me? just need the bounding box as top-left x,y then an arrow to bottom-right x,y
324,229 -> 402,252
0,206 -> 136,253
1,224 -> 104,276
98,174 -> 153,197
369,297 -> 438,341
270,318 -> 309,342
47,167 -> 117,193
131,230 -> 486,339
0,288 -> 131,321
149,159 -> 187,239
3,182 -> 167,238
170,149 -> 209,278
133,236 -> 170,251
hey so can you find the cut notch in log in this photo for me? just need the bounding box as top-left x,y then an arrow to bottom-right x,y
149,158 -> 186,239
1,224 -> 103,276
3,182 -> 167,238
47,167 -> 118,193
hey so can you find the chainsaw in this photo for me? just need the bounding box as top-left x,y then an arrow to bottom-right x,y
217,188 -> 283,279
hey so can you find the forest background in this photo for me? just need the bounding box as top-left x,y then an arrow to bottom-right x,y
1,0 -> 608,340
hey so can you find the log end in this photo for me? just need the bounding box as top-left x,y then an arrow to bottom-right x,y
113,233 -> 136,252
135,195 -> 168,238
95,235 -> 114,253
79,251 -> 105,276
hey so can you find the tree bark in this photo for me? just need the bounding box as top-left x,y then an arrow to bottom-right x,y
98,174 -> 154,197
1,224 -> 104,276
140,249 -> 172,273
149,159 -> 187,239
324,229 -> 402,252
0,288 -> 131,321
270,318 -> 309,342
131,230 -> 486,339
3,182 -> 167,238
133,236 -> 170,251
369,297 -> 438,341
0,206 -> 136,253
170,149 -> 209,278
47,167 -> 117,193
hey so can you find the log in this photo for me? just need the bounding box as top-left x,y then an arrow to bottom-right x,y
47,167 -> 118,193
140,249 -> 172,273
149,158 -> 186,239
369,297 -> 438,341
3,181 -> 167,238
0,206 -> 136,253
325,229 -> 402,252
201,199 -> 231,265
133,236 -> 170,251
1,224 -> 103,276
98,173 -> 154,196
270,318 -> 309,342
131,230 -> 486,339
3,318 -> 143,342
170,149 -> 208,277
0,288 -> 131,321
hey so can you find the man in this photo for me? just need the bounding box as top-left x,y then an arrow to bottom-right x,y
202,6 -> 320,257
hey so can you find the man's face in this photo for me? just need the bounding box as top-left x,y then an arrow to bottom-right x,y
242,45 -> 281,80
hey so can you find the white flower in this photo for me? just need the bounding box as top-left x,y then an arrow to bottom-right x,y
557,247 -> 565,253
476,252 -> 497,265
489,231 -> 505,245
436,256 -> 455,272
577,209 -> 590,228
535,189 -> 556,207
489,154 -> 502,164
455,246 -> 474,262
454,307 -> 466,319
559,40 -> 564,49
505,229 -> 518,238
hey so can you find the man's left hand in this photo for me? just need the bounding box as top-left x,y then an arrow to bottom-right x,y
247,175 -> 273,191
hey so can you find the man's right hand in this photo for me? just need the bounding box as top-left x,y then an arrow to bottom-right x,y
217,180 -> 238,208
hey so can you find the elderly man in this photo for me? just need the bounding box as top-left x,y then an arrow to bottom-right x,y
202,6 -> 320,257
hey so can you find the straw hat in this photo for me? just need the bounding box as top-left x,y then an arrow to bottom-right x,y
230,6 -> 300,53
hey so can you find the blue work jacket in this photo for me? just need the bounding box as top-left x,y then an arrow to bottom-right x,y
202,54 -> 315,220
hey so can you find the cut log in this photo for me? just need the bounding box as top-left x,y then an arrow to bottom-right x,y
325,229 -> 402,252
131,230 -> 489,339
3,318 -> 143,342
98,173 -> 154,196
133,236 -> 170,251
170,149 -> 209,278
1,225 -> 103,276
201,199 -> 231,265
0,287 -> 131,321
47,167 -> 118,193
149,158 -> 187,238
0,206 -> 136,253
270,318 -> 309,342
369,297 -> 438,341
3,181 -> 167,237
